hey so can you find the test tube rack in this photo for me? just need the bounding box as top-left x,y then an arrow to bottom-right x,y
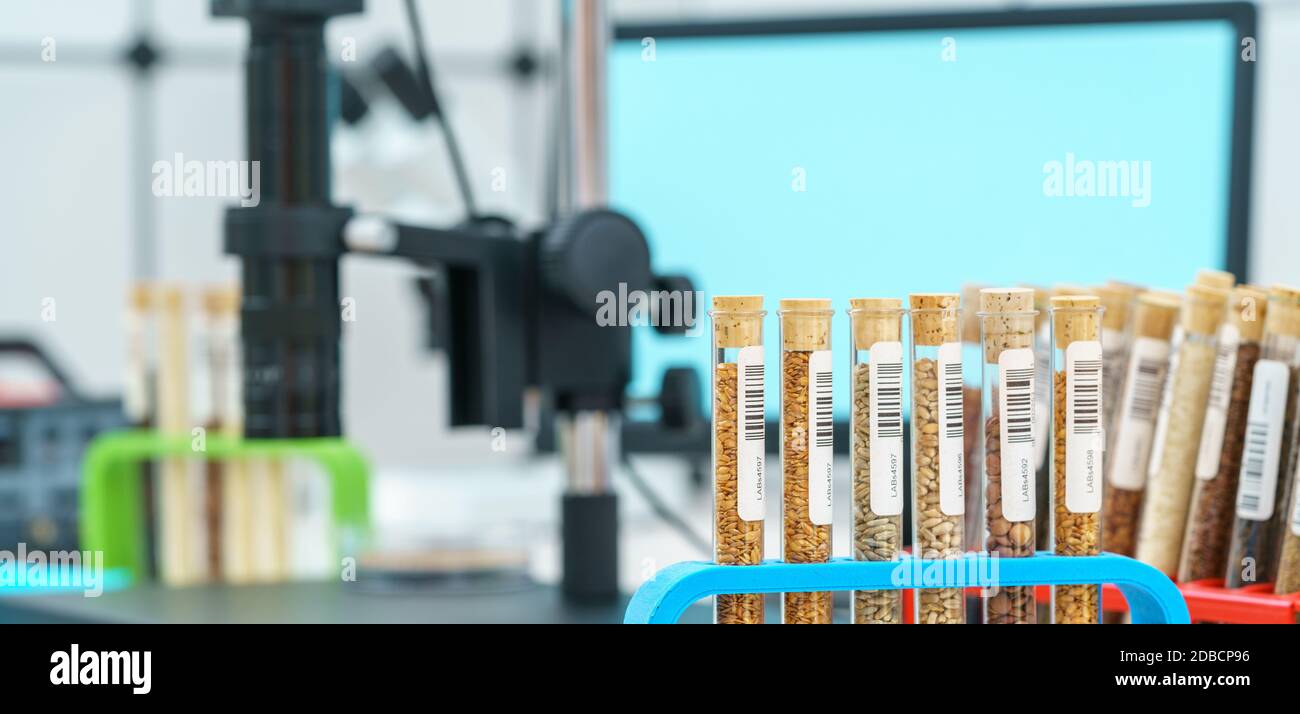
625,552 -> 1190,624
79,430 -> 370,585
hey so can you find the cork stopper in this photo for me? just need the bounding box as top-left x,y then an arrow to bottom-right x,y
157,284 -> 185,313
1096,282 -> 1139,332
779,298 -> 832,351
712,295 -> 764,349
980,287 -> 1036,362
908,293 -> 959,346
1195,269 -> 1235,290
960,284 -> 984,344
128,282 -> 154,312
202,285 -> 241,318
848,297 -> 903,350
1227,286 -> 1269,342
1182,284 -> 1229,337
1051,295 -> 1102,349
1264,284 -> 1300,339
1131,292 -> 1181,341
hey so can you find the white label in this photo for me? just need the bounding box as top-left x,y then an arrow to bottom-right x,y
1108,337 -> 1170,490
998,348 -> 1037,522
1196,323 -> 1240,480
937,342 -> 965,516
808,350 -> 834,526
736,346 -> 765,522
868,342 -> 904,517
1235,360 -> 1290,521
1066,341 -> 1104,513
1147,326 -> 1184,480
1291,457 -> 1300,537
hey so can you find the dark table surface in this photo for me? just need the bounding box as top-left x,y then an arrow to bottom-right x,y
0,579 -> 740,624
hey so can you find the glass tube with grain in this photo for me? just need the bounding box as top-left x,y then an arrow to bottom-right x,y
849,298 -> 905,624
909,293 -> 965,624
779,299 -> 834,624
978,288 -> 1038,624
1134,285 -> 1228,577
1225,285 -> 1300,588
1178,286 -> 1268,582
1096,282 -> 1140,440
1275,287 -> 1300,595
1102,292 -> 1180,560
710,296 -> 767,624
1050,295 -> 1105,623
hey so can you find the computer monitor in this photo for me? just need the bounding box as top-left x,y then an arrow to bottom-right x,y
608,3 -> 1255,417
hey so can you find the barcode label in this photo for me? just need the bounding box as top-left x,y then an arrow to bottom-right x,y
999,348 -> 1037,522
1196,323 -> 1240,480
1147,326 -> 1184,481
1066,341 -> 1104,513
1108,337 -> 1170,490
1235,360 -> 1290,521
736,345 -> 765,522
808,350 -> 834,526
937,342 -> 965,516
868,341 -> 904,516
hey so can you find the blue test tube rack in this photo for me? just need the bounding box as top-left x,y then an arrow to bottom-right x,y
624,552 -> 1189,624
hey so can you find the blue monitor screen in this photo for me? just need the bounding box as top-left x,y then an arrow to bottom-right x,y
608,17 -> 1240,416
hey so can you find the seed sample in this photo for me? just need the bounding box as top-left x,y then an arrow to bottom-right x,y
909,293 -> 965,624
1135,285 -> 1228,577
1051,296 -> 1104,624
1102,292 -> 1180,558
979,287 -> 1038,624
1226,285 -> 1300,588
779,299 -> 834,624
849,299 -> 905,624
710,296 -> 767,624
1179,287 -> 1267,582
1096,282 -> 1141,440
1276,455 -> 1300,594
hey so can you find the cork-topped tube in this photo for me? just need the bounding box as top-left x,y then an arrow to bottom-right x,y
1227,286 -> 1269,343
909,293 -> 959,347
848,297 -> 903,351
1096,283 -> 1139,333
979,287 -> 1036,363
779,298 -> 832,351
1132,292 -> 1182,341
712,295 -> 764,349
1265,284 -> 1300,339
1051,295 -> 1102,349
1183,284 -> 1230,337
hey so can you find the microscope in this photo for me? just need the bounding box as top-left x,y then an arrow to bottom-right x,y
211,0 -> 691,602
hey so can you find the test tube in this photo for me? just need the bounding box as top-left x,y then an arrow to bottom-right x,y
1135,284 -> 1228,577
710,296 -> 767,624
1050,295 -> 1105,623
909,293 -> 965,624
1179,286 -> 1268,582
1225,285 -> 1300,587
779,298 -> 834,624
1102,293 -> 1180,561
849,298 -> 905,624
979,288 -> 1038,624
